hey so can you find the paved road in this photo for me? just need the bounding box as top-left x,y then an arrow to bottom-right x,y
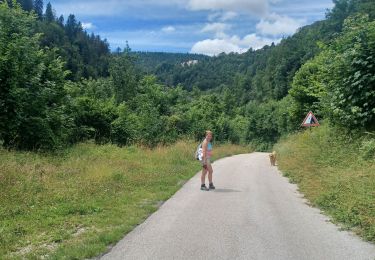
101,153 -> 375,260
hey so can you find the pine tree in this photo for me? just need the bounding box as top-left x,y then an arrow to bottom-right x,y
18,0 -> 33,11
6,0 -> 14,8
57,15 -> 64,26
65,14 -> 78,38
124,41 -> 131,54
34,0 -> 43,18
45,2 -> 54,22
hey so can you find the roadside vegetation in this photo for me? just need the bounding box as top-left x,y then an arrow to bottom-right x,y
1,1 -> 374,153
1,0 -> 374,258
0,141 -> 250,259
276,124 -> 375,242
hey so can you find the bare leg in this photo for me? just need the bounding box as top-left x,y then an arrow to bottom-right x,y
201,167 -> 207,185
207,164 -> 213,184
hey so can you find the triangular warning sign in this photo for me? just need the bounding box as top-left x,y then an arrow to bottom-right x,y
301,111 -> 320,127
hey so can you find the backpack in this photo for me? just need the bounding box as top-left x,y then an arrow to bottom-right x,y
195,142 -> 203,161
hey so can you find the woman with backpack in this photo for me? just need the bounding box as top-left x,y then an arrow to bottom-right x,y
200,130 -> 215,191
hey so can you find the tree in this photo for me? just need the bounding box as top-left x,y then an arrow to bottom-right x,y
115,47 -> 122,55
289,53 -> 328,121
323,15 -> 375,129
109,46 -> 138,104
45,1 -> 54,22
290,14 -> 375,130
0,2 -> 69,150
355,0 -> 375,20
5,0 -> 14,8
68,96 -> 117,144
111,104 -> 139,146
18,0 -> 33,11
65,14 -> 79,38
33,0 -> 43,18
57,14 -> 64,26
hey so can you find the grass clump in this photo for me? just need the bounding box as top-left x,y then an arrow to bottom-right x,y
275,124 -> 375,242
0,141 -> 250,259
359,138 -> 375,161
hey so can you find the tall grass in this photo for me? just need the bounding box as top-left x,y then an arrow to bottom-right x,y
0,141 -> 250,259
275,124 -> 375,242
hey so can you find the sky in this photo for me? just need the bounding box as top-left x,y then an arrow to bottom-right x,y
49,0 -> 334,55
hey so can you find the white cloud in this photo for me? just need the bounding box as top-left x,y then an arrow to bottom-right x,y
162,26 -> 176,33
256,13 -> 305,36
208,11 -> 237,22
201,22 -> 231,38
208,12 -> 221,22
188,0 -> 269,16
82,22 -> 95,30
193,5 -> 283,56
220,11 -> 238,21
191,39 -> 243,56
191,34 -> 277,56
240,34 -> 279,49
51,0 -> 330,54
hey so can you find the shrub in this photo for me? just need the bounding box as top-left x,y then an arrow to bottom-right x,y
111,104 -> 139,146
359,138 -> 375,160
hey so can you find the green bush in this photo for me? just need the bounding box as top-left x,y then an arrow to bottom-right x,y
0,3 -> 69,150
359,138 -> 375,160
290,14 -> 375,130
244,99 -> 297,151
228,115 -> 248,144
69,97 -> 117,144
324,15 -> 375,129
111,104 -> 139,146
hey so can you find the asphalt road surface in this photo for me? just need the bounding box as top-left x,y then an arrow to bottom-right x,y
101,153 -> 375,260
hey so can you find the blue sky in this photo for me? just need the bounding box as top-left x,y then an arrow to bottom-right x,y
49,0 -> 334,55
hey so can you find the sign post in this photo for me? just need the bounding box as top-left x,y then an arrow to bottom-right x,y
301,111 -> 320,131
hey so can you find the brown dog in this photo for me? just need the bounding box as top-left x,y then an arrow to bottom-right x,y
269,151 -> 276,166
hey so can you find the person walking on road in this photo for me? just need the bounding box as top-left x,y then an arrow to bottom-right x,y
200,130 -> 215,191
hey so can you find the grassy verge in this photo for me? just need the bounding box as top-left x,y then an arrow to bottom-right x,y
0,141 -> 251,259
275,124 -> 375,242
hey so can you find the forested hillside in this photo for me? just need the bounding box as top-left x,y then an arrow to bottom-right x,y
0,0 -> 374,152
5,0 -> 111,81
143,0 -> 374,98
138,21 -> 330,94
138,0 -> 375,147
133,52 -> 208,73
1,1 -> 375,258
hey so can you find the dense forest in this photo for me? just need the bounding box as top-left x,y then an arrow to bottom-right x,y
0,0 -> 374,151
132,52 -> 208,73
